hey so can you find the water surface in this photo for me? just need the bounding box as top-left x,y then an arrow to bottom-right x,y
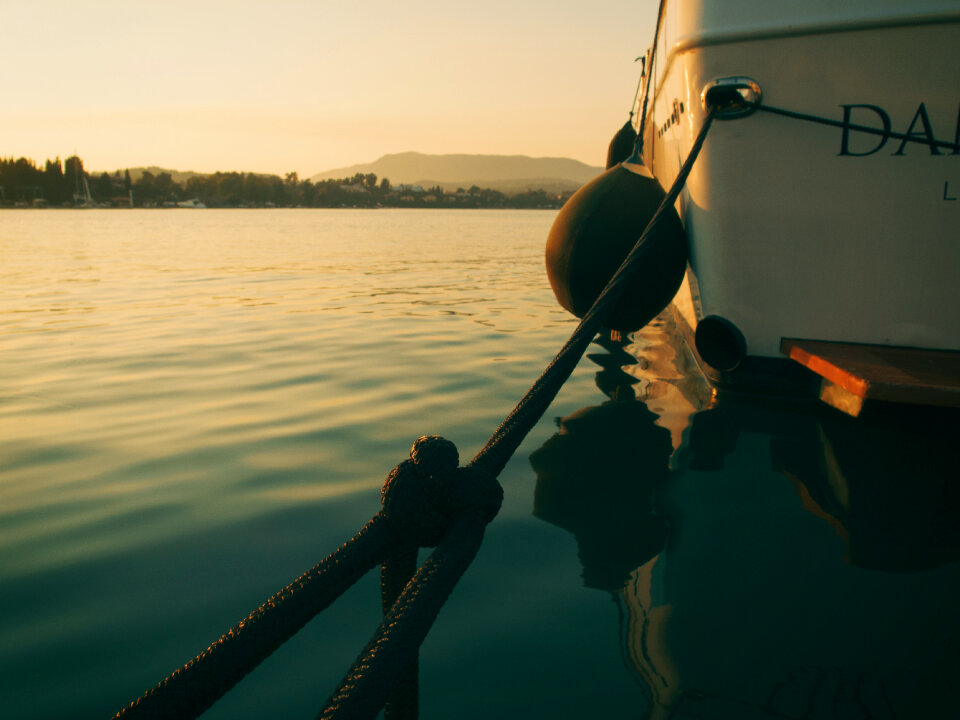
1,208 -> 957,719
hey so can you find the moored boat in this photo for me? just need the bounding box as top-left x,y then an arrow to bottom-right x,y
635,0 -> 960,412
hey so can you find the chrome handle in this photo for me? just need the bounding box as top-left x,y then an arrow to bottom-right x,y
700,77 -> 762,119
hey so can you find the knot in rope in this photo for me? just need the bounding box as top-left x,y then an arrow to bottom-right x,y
381,435 -> 502,547
410,434 -> 459,487
448,465 -> 502,523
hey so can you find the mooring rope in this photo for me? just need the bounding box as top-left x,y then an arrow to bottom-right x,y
320,510 -> 492,719
749,101 -> 959,153
380,544 -> 420,720
112,113 -> 716,720
114,515 -> 398,719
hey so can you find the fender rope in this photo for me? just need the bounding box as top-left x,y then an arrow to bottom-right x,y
112,111 -> 716,720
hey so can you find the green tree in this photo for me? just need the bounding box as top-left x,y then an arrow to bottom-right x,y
64,155 -> 84,181
134,171 -> 156,204
95,172 -> 113,201
299,179 -> 318,206
0,157 -> 44,203
153,172 -> 177,201
42,158 -> 67,203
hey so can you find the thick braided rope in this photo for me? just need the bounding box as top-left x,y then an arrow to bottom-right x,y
317,437 -> 500,720
113,114 -> 716,720
318,117 -> 717,719
319,512 -> 489,720
380,545 -> 420,720
113,515 -> 397,720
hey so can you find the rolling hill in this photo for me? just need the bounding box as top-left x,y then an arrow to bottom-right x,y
310,152 -> 603,193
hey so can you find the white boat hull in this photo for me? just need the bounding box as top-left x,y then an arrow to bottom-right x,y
644,3 -> 960,370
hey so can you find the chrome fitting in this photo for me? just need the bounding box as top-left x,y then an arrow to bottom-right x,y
701,77 -> 762,119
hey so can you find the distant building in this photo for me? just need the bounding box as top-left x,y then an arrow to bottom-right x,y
340,184 -> 369,194
393,184 -> 424,194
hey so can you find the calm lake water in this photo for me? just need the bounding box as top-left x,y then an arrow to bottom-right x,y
1,208 -> 957,719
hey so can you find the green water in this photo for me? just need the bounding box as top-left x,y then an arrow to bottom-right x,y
1,209 -> 957,719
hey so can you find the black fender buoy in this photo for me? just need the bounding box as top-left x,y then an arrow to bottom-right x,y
545,161 -> 687,333
605,119 -> 638,169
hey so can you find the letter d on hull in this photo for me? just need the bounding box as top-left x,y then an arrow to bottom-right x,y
838,104 -> 891,156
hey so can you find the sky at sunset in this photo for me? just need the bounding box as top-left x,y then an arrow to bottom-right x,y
1,1 -> 657,176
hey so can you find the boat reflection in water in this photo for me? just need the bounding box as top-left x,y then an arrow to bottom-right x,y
530,320 -> 960,719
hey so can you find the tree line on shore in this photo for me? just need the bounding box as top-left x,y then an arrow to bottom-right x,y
0,156 -> 574,209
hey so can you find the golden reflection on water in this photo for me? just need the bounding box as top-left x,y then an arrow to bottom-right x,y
0,209 -> 572,517
2,208 -> 601,718
530,318 -> 960,719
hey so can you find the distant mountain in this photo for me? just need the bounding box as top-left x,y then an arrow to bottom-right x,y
310,152 -> 603,193
122,167 -> 205,184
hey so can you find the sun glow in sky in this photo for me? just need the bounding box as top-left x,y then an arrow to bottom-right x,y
2,0 -> 657,176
